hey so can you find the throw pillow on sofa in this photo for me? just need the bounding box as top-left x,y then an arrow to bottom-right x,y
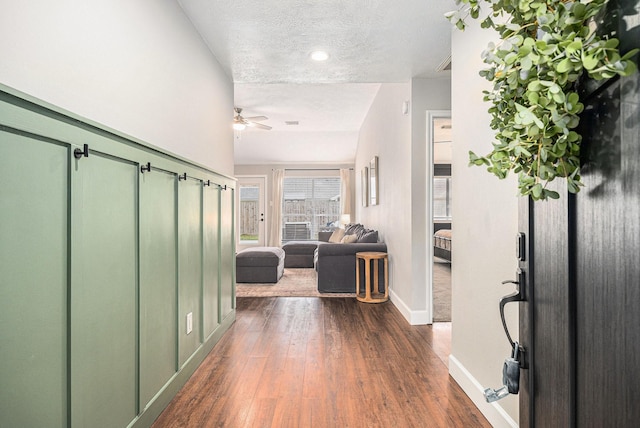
340,234 -> 358,243
358,230 -> 378,243
345,223 -> 365,237
329,228 -> 345,243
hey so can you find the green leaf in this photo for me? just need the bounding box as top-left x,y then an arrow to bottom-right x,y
528,80 -> 543,91
548,84 -> 561,94
572,3 -> 586,19
567,178 -> 581,194
481,16 -> 494,29
623,60 -> 638,76
552,91 -> 566,104
540,147 -> 548,162
521,56 -> 533,71
583,54 -> 599,70
604,38 -> 619,49
557,58 -> 572,73
566,40 -> 583,54
544,189 -> 560,199
532,184 -> 543,199
621,48 -> 639,61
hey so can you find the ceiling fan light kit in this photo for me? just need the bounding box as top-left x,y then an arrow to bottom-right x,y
233,107 -> 272,131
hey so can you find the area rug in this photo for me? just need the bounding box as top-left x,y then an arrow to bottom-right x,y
237,265 -> 451,321
433,260 -> 452,322
236,268 -> 355,298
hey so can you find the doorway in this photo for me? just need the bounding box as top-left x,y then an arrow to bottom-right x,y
236,176 -> 266,251
428,111 -> 452,325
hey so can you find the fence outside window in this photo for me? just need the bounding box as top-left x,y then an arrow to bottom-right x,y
282,177 -> 341,241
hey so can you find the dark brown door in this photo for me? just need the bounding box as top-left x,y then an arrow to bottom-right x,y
519,3 -> 640,426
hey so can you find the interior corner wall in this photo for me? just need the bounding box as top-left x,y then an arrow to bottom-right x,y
355,80 -> 451,325
410,77 -> 451,319
0,0 -> 234,176
450,18 -> 519,426
355,83 -> 413,316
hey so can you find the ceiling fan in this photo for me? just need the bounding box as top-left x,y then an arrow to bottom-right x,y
233,107 -> 272,131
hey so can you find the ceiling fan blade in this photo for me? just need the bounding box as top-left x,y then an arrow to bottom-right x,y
244,115 -> 268,121
246,122 -> 272,130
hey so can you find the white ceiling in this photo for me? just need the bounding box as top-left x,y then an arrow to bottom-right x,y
177,0 -> 454,165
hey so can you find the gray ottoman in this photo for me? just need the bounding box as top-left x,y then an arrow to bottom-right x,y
236,247 -> 285,283
282,241 -> 320,268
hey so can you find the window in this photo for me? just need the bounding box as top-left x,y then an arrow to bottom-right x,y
282,177 -> 341,241
433,176 -> 452,220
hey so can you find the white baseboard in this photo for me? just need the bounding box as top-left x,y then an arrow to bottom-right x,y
389,288 -> 431,325
449,355 -> 519,428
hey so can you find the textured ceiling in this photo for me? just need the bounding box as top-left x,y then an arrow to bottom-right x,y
177,0 -> 455,164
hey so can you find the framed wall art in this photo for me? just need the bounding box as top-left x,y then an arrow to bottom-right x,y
361,166 -> 368,207
369,156 -> 378,206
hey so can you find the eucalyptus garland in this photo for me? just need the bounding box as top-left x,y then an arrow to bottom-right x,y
447,0 -> 638,200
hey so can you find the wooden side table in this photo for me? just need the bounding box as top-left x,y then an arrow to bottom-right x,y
355,251 -> 389,303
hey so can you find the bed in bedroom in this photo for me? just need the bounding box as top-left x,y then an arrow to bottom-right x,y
433,227 -> 451,262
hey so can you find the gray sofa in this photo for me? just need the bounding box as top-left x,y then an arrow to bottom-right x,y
315,224 -> 387,293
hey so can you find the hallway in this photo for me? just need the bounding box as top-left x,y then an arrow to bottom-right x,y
152,297 -> 489,427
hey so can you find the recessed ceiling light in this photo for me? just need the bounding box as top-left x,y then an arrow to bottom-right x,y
310,50 -> 329,61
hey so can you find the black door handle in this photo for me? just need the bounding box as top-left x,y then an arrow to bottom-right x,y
500,268 -> 525,348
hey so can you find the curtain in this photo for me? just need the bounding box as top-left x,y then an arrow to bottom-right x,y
340,168 -> 352,220
268,169 -> 285,247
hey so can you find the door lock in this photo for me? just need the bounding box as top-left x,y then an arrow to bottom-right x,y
484,268 -> 527,402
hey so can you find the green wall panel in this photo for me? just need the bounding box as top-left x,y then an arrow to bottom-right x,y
1,87 -> 237,428
220,188 -> 235,319
71,152 -> 138,428
0,131 -> 68,428
178,178 -> 203,365
203,186 -> 220,338
139,170 -> 178,409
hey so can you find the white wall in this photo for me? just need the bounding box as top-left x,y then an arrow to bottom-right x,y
355,79 -> 451,324
356,83 -> 411,316
356,77 -> 451,324
449,17 -> 520,427
0,0 -> 234,176
410,78 -> 452,320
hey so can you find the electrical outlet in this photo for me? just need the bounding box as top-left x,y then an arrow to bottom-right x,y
186,312 -> 193,335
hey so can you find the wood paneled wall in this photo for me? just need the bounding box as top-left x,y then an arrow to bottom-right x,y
0,86 -> 236,428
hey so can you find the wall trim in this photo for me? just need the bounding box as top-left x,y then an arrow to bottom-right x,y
390,288 -> 430,325
131,311 -> 236,428
449,354 -> 518,428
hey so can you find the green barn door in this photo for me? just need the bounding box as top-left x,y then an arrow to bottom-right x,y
0,131 -> 69,428
70,149 -> 138,428
178,177 -> 203,366
220,187 -> 235,320
203,184 -> 220,339
139,169 -> 178,409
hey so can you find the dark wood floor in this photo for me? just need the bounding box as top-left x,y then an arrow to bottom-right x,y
152,297 -> 489,428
